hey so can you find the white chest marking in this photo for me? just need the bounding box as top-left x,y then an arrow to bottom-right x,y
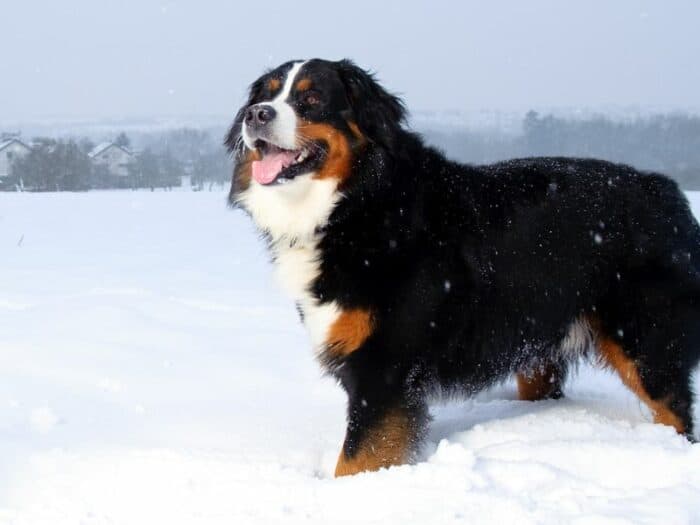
237,60 -> 344,350
239,176 -> 340,244
273,239 -> 340,352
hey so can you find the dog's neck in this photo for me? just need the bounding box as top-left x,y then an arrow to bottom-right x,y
239,174 -> 342,246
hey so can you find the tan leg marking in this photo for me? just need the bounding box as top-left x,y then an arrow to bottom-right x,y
517,364 -> 560,401
597,335 -> 685,433
335,409 -> 412,477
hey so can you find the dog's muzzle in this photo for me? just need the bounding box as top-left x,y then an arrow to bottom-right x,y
245,104 -> 276,133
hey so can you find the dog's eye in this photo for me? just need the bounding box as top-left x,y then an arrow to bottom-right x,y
303,92 -> 321,106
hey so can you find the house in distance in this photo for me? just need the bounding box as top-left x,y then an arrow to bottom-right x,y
0,135 -> 32,187
88,142 -> 135,177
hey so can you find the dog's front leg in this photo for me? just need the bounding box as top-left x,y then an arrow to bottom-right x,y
334,386 -> 427,477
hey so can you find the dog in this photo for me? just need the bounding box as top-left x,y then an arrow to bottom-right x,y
225,58 -> 700,477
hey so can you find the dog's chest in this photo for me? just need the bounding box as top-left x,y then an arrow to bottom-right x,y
273,241 -> 339,351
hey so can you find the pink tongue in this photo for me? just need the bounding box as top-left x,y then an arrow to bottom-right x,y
252,150 -> 298,184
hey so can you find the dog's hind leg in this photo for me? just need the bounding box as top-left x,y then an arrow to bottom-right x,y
594,291 -> 700,439
596,332 -> 694,437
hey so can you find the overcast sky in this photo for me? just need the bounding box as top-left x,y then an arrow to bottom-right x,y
1,0 -> 699,122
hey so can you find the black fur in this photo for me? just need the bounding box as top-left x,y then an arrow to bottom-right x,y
228,59 -> 700,469
323,148 -> 700,445
335,60 -> 407,150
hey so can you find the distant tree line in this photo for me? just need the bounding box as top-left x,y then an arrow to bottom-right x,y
423,111 -> 700,189
139,128 -> 232,190
5,113 -> 700,191
11,138 -> 95,191
2,129 -> 233,192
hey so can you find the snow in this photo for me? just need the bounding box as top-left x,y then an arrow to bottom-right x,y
0,189 -> 699,524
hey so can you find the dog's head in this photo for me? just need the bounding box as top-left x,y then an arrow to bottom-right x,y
225,59 -> 406,241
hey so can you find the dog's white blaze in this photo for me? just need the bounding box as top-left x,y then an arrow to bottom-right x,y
267,60 -> 306,149
242,61 -> 306,151
237,60 -> 340,245
275,61 -> 306,103
559,316 -> 594,357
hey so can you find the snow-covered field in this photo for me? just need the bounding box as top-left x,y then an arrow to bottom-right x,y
0,189 -> 698,524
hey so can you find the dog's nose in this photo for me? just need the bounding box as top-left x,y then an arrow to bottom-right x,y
245,104 -> 276,127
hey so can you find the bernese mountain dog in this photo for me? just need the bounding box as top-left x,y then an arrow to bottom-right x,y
225,58 -> 700,477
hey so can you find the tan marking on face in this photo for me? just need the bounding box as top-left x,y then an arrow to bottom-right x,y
233,148 -> 261,193
516,364 -> 561,401
267,78 -> 281,92
334,409 -> 412,477
295,78 -> 312,91
594,327 -> 685,433
347,121 -> 367,146
326,308 -> 373,357
296,122 -> 359,184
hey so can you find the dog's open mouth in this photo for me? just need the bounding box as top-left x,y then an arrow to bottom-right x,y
251,139 -> 325,186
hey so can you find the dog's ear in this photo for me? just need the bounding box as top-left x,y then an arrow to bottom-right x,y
224,77 -> 265,156
336,59 -> 407,150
